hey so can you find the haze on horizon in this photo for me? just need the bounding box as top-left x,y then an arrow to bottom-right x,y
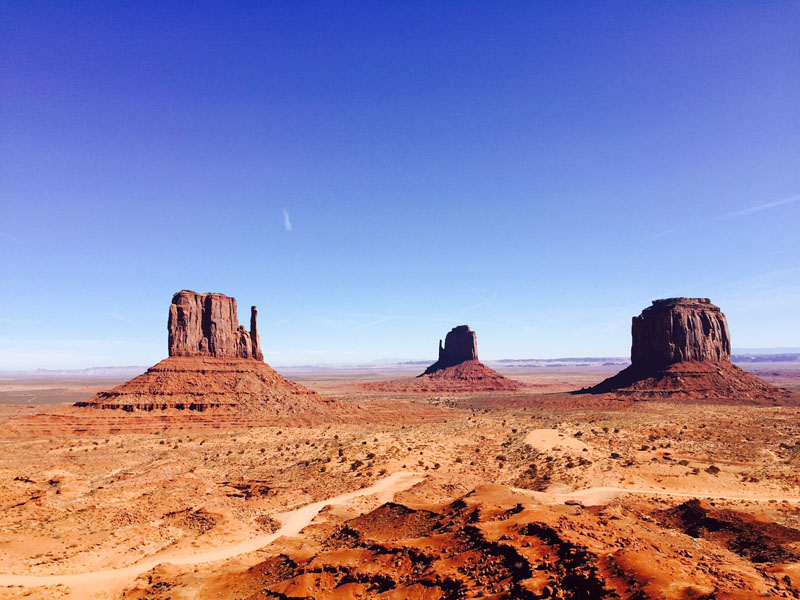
1,3 -> 798,370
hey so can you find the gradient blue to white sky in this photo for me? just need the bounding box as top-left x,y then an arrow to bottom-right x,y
1,2 -> 799,369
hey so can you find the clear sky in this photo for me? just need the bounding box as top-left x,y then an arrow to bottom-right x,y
1,2 -> 798,369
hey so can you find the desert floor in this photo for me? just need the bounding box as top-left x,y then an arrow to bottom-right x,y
1,363 -> 800,599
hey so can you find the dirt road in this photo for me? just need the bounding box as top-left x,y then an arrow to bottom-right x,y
0,470 -> 424,598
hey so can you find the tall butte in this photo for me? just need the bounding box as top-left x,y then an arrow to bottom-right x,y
367,325 -> 521,392
583,297 -> 790,402
168,290 -> 263,360
77,290 -> 336,415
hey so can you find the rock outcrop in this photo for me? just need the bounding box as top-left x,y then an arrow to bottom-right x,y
366,325 -> 521,392
77,290 -> 335,415
168,290 -> 262,360
423,325 -> 478,374
147,485 -> 800,599
631,298 -> 730,369
582,297 -> 790,402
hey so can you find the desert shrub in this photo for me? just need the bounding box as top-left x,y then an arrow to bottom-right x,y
350,460 -> 364,471
705,465 -> 721,475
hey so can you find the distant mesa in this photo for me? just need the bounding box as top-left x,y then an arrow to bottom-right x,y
366,325 -> 522,392
76,290 -> 336,414
581,297 -> 792,402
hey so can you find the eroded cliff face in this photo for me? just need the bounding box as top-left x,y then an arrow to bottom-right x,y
424,325 -> 479,374
631,298 -> 731,369
167,290 -> 262,360
582,297 -> 788,401
76,290 -> 341,413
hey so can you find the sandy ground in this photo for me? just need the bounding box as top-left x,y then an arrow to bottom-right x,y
0,471 -> 423,599
1,362 -> 800,599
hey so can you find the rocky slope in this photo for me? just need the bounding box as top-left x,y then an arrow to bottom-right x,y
123,485 -> 800,599
75,356 -> 335,413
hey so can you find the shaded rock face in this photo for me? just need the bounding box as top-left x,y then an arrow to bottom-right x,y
631,298 -> 731,370
578,297 -> 792,402
168,290 -> 263,360
424,325 -> 478,374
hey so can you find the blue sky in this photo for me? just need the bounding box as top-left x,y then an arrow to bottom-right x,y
1,2 -> 798,369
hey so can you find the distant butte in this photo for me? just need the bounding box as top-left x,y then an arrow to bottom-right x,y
367,325 -> 521,392
76,290 -> 336,414
581,297 -> 791,402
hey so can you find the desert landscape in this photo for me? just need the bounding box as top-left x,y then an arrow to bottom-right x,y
4,5 -> 798,598
1,293 -> 800,599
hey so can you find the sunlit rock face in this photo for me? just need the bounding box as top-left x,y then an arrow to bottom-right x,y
168,290 -> 263,360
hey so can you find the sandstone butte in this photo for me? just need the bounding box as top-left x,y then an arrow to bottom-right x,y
366,325 -> 522,392
76,290 -> 337,414
582,297 -> 790,402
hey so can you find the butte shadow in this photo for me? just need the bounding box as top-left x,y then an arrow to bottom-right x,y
75,290 -> 339,415
365,325 -> 522,392
577,297 -> 795,403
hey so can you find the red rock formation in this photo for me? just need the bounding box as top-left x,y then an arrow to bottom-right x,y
76,356 -> 336,413
583,297 -> 790,402
152,485 -> 800,599
423,325 -> 478,374
77,290 -> 334,413
168,290 -> 262,360
631,298 -> 731,369
366,325 -> 521,392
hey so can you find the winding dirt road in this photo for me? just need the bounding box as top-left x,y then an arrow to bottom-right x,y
0,470 -> 424,598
